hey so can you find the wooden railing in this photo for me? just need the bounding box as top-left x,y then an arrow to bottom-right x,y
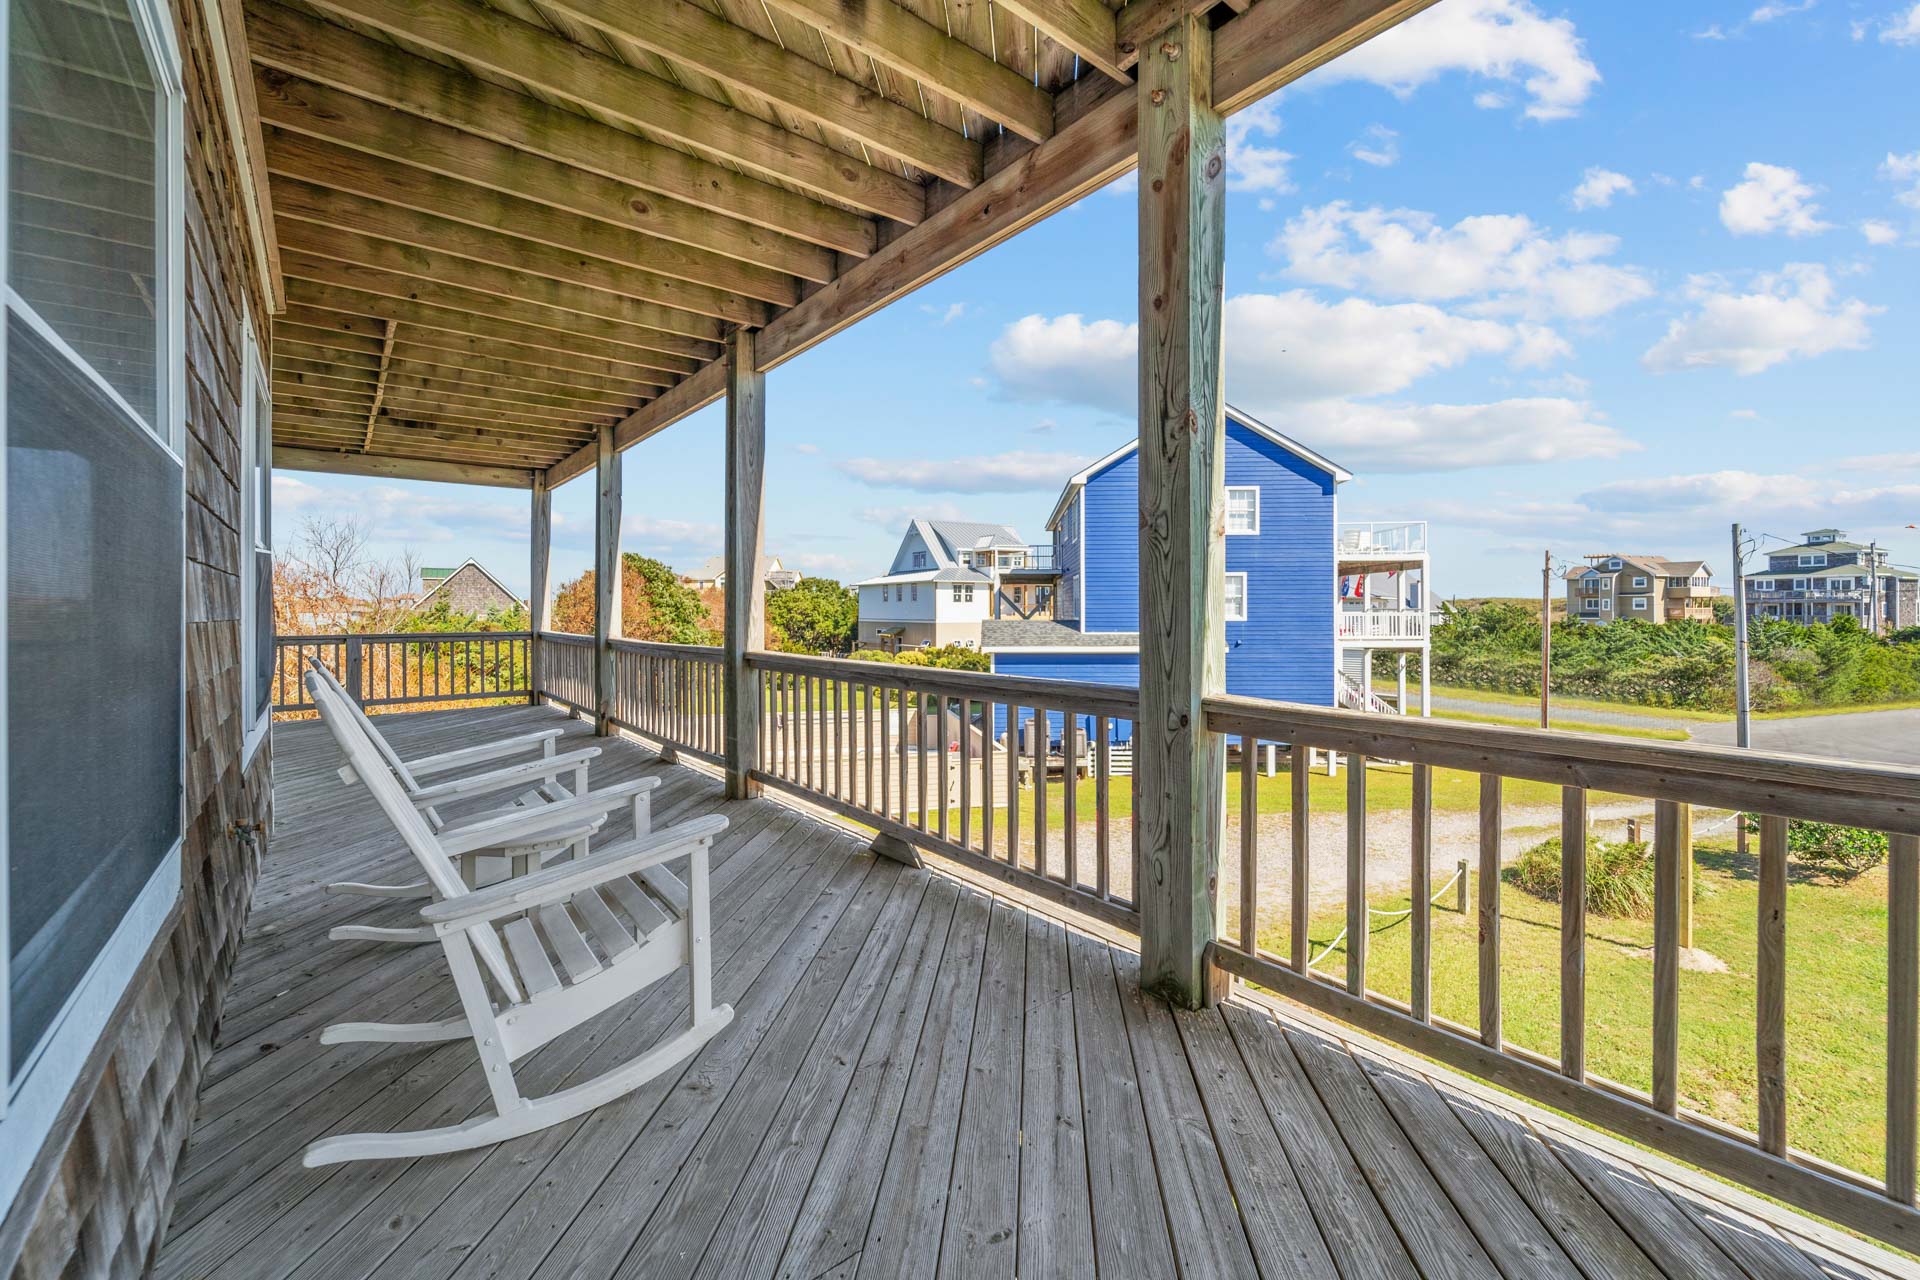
272,631 -> 531,715
1202,692 -> 1920,1244
534,631 -> 593,714
607,639 -> 725,764
744,652 -> 1142,928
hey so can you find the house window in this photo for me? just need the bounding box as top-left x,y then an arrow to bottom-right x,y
1800,554 -> 1826,567
1794,579 -> 1808,590
241,325 -> 272,757
952,584 -> 973,603
1632,576 -> 1647,588
1224,572 -> 1248,622
1632,598 -> 1648,611
1607,559 -> 1622,570
3,0 -> 186,1137
912,551 -> 927,568
1601,599 -> 1611,610
910,584 -> 918,601
1225,487 -> 1260,535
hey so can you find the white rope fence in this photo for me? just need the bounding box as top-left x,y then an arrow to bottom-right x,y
1306,863 -> 1467,972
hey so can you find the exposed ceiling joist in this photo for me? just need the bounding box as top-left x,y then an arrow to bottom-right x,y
988,0 -> 1128,83
243,0 -> 877,257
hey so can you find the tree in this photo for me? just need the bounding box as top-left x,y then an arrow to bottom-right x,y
765,577 -> 858,654
551,552 -> 719,644
273,514 -> 420,633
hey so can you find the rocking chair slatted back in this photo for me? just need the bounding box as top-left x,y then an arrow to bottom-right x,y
306,654 -> 425,791
306,671 -> 524,1000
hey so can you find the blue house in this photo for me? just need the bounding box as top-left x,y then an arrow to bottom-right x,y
983,406 -> 1432,745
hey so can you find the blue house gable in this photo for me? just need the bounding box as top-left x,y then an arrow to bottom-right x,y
991,406 -> 1347,710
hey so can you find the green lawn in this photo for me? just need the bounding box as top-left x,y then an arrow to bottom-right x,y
1428,682 -> 1727,723
1434,707 -> 1692,741
1260,836 -> 1893,1180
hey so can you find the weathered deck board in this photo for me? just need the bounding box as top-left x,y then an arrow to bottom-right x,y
152,705 -> 1918,1280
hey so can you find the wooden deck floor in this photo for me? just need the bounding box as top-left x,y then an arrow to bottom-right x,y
157,704 -> 1917,1280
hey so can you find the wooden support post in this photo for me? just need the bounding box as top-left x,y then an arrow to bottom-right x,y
1134,13 -> 1228,1010
592,424 -> 622,737
722,328 -> 766,799
344,636 -> 364,705
529,471 -> 551,705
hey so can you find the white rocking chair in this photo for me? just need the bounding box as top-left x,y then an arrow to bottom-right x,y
302,671 -> 733,1166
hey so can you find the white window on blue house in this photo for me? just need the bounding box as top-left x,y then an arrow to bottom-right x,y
1224,572 -> 1248,622
912,551 -> 927,568
910,584 -> 918,601
3,0 -> 186,1177
1225,487 -> 1259,535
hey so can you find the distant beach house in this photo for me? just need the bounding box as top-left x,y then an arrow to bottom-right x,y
856,520 -> 1055,651
412,559 -> 522,617
1566,554 -> 1717,624
682,554 -> 801,592
982,405 -> 1433,718
1744,529 -> 1918,631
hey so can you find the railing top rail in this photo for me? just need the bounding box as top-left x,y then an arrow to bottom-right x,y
748,649 -> 1142,718
1204,692 -> 1920,834
536,630 -> 594,645
609,638 -> 723,657
279,630 -> 534,644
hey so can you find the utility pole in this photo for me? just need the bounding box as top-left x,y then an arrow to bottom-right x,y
1732,523 -> 1751,750
1540,549 -> 1553,729
1870,540 -> 1882,636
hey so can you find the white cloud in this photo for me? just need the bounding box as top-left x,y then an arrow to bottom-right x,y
837,451 -> 1092,493
1642,264 -> 1878,375
1473,90 -> 1510,109
1862,219 -> 1901,245
621,513 -> 723,550
271,474 -> 528,551
1310,0 -> 1600,121
1730,408 -> 1760,419
1348,124 -> 1400,168
988,313 -> 1136,414
1880,2 -> 1920,42
1272,201 -> 1652,320
858,501 -> 974,528
1693,23 -> 1729,39
1751,0 -> 1816,21
919,301 -> 969,325
1579,471 -> 1920,528
1224,99 -> 1294,194
1278,398 -> 1635,471
1883,151 -> 1920,208
791,442 -> 821,454
1568,167 -> 1635,210
782,549 -> 860,577
1718,162 -> 1833,236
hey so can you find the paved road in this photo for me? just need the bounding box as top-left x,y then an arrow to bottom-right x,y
1433,693 -> 1698,732
1691,706 -> 1920,766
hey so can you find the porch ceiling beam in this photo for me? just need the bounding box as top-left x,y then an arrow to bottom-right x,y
545,0 -> 1438,488
273,330 -> 672,396
274,444 -> 533,488
754,0 -> 1054,143
274,301 -> 687,384
987,0 -> 1128,83
539,0 -> 980,186
256,78 -> 833,285
1114,0 -> 1215,68
277,234 -> 724,364
274,358 -> 637,418
291,0 -> 928,224
272,174 -> 771,330
244,0 -> 876,257
276,391 -> 603,441
362,317 -> 394,451
277,413 -> 575,465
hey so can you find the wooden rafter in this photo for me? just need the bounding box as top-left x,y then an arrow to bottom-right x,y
244,0 -> 877,257
291,0 -> 929,223
989,0 -> 1128,82
540,0 -> 982,186
361,316 -> 394,451
255,74 -> 835,284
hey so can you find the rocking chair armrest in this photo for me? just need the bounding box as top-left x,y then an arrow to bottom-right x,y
407,747 -> 602,804
406,729 -> 567,776
436,778 -> 660,857
422,815 -> 728,926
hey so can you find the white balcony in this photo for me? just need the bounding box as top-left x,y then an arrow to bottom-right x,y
1336,520 -> 1427,557
1336,607 -> 1430,642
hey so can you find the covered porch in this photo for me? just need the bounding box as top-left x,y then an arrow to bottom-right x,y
155,704 -> 1910,1280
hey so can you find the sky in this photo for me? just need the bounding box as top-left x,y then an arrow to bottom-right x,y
271,0 -> 1920,602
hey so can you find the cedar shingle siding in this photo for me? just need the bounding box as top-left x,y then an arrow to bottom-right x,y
0,2 -> 273,1273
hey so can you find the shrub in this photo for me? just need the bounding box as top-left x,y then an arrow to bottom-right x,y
1508,834 -> 1658,918
1746,818 -> 1889,881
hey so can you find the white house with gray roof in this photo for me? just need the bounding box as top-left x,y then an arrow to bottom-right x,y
856,519 -> 1038,650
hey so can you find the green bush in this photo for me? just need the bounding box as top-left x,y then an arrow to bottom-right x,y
1745,818 -> 1889,881
847,643 -> 989,671
1508,834 -> 1658,918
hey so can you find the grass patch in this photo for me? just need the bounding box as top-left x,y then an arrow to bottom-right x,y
1435,707 -> 1692,742
1428,683 -> 1726,724
1269,838 -> 1892,1181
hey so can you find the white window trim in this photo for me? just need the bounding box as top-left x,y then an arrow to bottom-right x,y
1632,576 -> 1647,589
241,319 -> 271,764
1224,572 -> 1249,622
1632,598 -> 1649,611
0,0 -> 188,1157
1225,486 -> 1260,536
1601,599 -> 1611,610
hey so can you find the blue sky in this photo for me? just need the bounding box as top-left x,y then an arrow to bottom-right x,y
272,0 -> 1920,601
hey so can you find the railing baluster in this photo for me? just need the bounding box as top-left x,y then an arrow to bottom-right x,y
916,689 -> 930,834
1561,786 -> 1588,1082
879,685 -> 892,816
936,694 -> 950,842
1095,717 -> 1110,900
1032,707 -> 1047,878
1653,797 -> 1683,1115
1758,813 -> 1788,1157
959,695 -> 973,853
1006,706 -> 1021,867
1890,832 -> 1919,1203
1063,715 -> 1079,888
1479,774 -> 1503,1051
897,689 -> 910,827
1291,743 -> 1310,974
1347,754 -> 1368,998
1239,739 -> 1257,956
1411,763 -> 1432,1023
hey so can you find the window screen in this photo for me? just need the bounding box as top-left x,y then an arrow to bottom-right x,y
7,313 -> 181,1075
